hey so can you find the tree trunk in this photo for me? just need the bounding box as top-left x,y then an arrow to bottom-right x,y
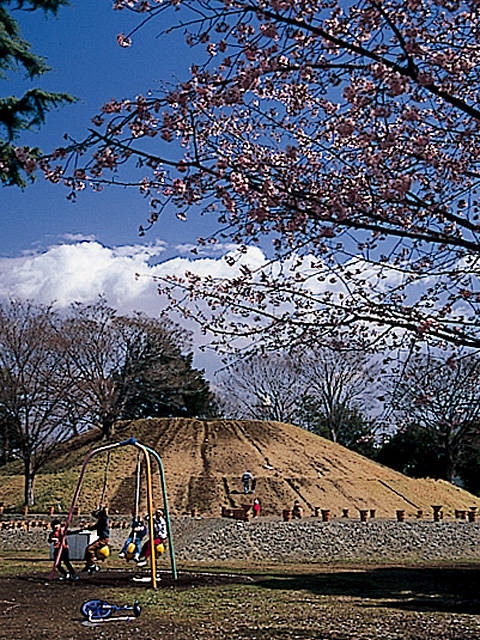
24,457 -> 35,507
328,418 -> 338,443
444,446 -> 456,483
1,428 -> 8,466
443,426 -> 457,483
1,421 -> 15,465
102,414 -> 115,440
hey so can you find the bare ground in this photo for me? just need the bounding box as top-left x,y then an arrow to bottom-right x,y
1,558 -> 480,640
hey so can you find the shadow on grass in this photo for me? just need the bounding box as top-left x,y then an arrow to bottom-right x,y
256,566 -> 480,615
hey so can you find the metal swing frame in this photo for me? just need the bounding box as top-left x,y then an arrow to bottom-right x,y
50,437 -> 177,588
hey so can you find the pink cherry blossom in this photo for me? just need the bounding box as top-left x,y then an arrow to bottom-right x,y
41,0 -> 480,352
116,33 -> 132,48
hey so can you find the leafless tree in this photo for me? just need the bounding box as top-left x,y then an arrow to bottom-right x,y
300,345 -> 381,443
0,300 -> 75,505
60,298 -> 208,438
0,297 -> 213,502
388,350 -> 480,482
215,344 -> 381,442
215,352 -> 303,423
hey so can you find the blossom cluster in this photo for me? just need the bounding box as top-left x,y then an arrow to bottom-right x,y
41,0 -> 480,349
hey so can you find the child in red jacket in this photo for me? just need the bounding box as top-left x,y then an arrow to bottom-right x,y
49,519 -> 79,582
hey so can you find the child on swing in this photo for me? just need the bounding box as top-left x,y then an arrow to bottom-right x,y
119,515 -> 147,562
83,506 -> 110,575
49,519 -> 79,582
137,509 -> 167,567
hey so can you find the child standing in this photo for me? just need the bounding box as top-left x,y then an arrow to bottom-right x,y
49,519 -> 79,582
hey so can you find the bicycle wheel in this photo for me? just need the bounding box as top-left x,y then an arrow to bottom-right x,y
80,599 -> 112,619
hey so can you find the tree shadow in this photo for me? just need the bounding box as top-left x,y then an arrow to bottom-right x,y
256,566 -> 480,615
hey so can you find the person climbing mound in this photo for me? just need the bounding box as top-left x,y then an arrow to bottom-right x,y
292,500 -> 303,519
242,470 -> 254,494
83,506 -> 110,575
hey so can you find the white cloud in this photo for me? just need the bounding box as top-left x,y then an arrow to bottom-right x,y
0,240 -> 269,375
0,241 -> 165,314
0,239 -> 416,374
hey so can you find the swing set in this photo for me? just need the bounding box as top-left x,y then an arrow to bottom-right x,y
50,437 -> 177,588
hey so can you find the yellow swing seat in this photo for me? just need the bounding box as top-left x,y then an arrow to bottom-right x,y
97,544 -> 110,560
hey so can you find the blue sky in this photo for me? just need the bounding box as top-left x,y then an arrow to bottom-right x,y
2,0 -> 199,258
0,1 -> 253,375
0,1 -> 389,377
